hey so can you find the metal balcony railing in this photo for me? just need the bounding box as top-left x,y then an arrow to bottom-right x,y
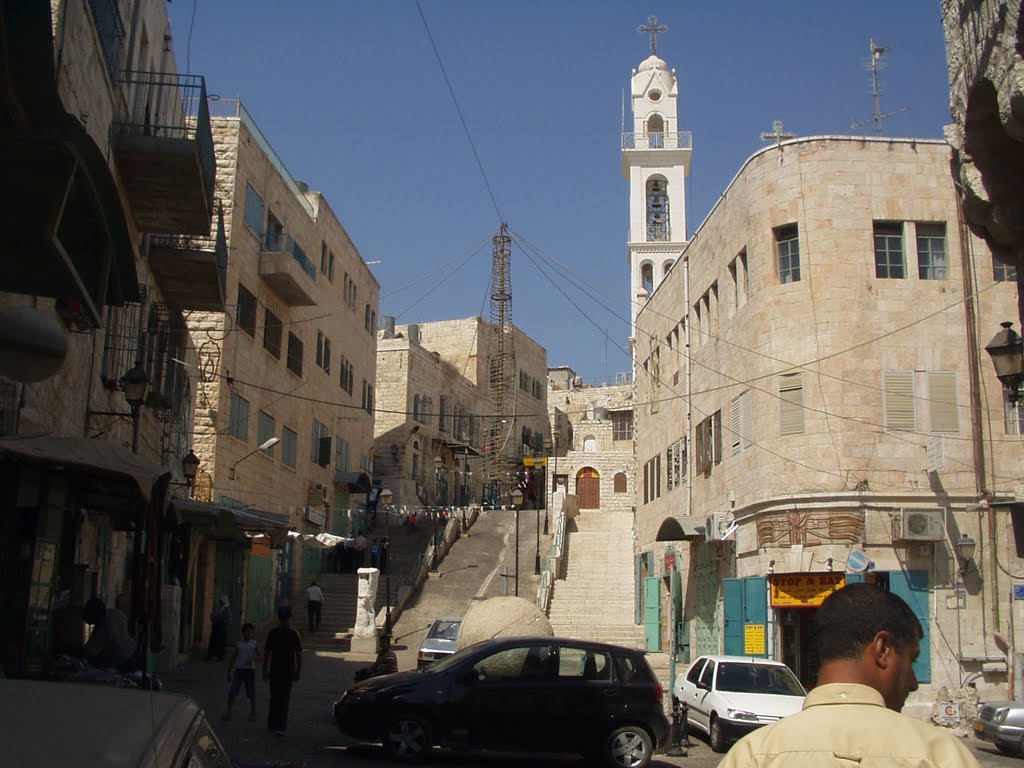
262,232 -> 316,281
116,71 -> 215,209
86,0 -> 125,85
621,131 -> 693,150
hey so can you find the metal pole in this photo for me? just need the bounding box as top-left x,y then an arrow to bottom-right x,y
515,506 -> 520,596
534,506 -> 541,575
384,505 -> 392,636
430,510 -> 438,572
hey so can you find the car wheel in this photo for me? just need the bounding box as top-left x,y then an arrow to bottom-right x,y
604,725 -> 653,768
997,742 -> 1022,757
383,712 -> 433,762
709,715 -> 728,753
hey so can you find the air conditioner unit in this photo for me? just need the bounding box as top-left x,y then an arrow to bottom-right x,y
704,512 -> 730,542
898,508 -> 945,542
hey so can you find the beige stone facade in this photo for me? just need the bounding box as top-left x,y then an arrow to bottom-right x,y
373,317 -> 549,510
634,136 -> 1024,711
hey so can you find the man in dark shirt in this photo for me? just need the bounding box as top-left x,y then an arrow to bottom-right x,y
262,605 -> 302,735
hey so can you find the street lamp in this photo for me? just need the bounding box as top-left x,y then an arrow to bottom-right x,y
543,437 -> 552,535
379,487 -> 394,635
956,533 -> 977,577
986,321 -> 1024,403
511,487 -> 523,596
229,436 -> 280,479
432,456 -> 443,571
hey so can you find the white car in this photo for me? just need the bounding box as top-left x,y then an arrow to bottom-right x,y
673,655 -> 806,752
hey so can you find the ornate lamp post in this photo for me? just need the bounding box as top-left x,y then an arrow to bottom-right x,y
379,487 -> 394,635
511,487 -> 524,596
986,321 -> 1024,403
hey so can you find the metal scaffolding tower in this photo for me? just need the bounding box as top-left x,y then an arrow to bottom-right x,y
486,223 -> 516,503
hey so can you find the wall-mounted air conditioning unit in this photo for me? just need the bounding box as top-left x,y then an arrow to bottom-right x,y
704,512 -> 731,542
898,508 -> 945,542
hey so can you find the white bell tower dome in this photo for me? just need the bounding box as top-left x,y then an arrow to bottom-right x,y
623,18 -> 692,346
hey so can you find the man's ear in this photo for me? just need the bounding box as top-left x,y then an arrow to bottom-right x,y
868,631 -> 892,669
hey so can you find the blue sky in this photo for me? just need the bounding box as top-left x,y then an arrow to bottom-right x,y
169,1 -> 952,383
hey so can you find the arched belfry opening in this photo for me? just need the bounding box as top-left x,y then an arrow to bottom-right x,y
646,177 -> 669,241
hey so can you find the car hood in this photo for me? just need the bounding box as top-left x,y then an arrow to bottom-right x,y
714,691 -> 805,718
352,670 -> 424,693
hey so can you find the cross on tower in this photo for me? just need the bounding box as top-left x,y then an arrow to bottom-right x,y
638,16 -> 668,56
760,120 -> 796,145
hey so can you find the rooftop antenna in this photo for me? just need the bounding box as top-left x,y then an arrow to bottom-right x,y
850,39 -> 908,135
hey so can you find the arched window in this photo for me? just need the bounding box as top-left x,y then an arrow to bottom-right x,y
413,394 -> 420,421
641,262 -> 654,296
646,114 -> 665,148
663,259 -> 675,279
614,472 -> 627,493
583,435 -> 597,452
646,177 -> 669,241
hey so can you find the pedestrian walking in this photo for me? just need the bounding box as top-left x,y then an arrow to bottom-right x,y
207,595 -> 230,661
305,578 -> 323,632
222,623 -> 261,722
719,583 -> 980,767
370,538 -> 380,569
262,606 -> 302,735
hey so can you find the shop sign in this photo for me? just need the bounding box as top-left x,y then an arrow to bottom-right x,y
744,624 -> 766,655
305,505 -> 325,527
770,573 -> 845,607
522,457 -> 547,467
1014,584 -> 1024,601
665,552 -> 676,572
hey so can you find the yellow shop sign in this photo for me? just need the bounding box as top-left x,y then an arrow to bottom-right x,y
769,573 -> 845,608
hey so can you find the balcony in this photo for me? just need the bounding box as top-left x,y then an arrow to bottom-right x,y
113,72 -> 215,235
260,232 -> 318,306
149,228 -> 227,312
621,131 -> 693,150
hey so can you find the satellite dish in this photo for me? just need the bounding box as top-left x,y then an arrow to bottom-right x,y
0,307 -> 67,382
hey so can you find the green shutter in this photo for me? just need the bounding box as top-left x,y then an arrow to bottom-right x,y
888,569 -> 931,683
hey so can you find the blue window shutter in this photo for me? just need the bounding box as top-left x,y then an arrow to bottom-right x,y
887,569 -> 930,683
723,578 -> 744,656
743,577 -> 768,657
845,574 -> 865,584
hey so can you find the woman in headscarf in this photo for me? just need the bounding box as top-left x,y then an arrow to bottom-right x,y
208,595 -> 230,661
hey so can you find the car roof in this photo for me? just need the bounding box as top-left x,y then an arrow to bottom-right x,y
471,636 -> 649,655
429,617 -> 462,624
692,655 -> 792,666
3,679 -> 201,768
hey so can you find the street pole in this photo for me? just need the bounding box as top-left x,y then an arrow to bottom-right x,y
384,504 -> 391,636
515,506 -> 520,597
430,509 -> 438,572
534,505 -> 541,575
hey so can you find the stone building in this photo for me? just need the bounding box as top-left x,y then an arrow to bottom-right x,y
373,317 -> 549,512
633,132 -> 1024,714
0,0 -> 224,674
185,101 -> 380,644
547,366 -> 635,515
943,0 -> 1024,318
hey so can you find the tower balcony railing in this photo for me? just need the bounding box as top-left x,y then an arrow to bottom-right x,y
621,131 -> 693,150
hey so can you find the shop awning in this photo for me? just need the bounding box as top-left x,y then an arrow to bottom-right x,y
333,471 -> 372,493
0,435 -> 168,501
171,498 -> 290,546
441,439 -> 481,457
287,531 -> 349,549
655,516 -> 706,542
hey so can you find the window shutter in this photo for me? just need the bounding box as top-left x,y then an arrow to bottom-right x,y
741,390 -> 754,451
779,373 -> 804,436
730,395 -> 742,455
712,411 -> 723,465
928,372 -> 959,433
884,372 -> 916,431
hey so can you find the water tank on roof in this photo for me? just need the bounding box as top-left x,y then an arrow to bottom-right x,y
382,316 -> 396,338
593,406 -> 609,421
407,324 -> 420,344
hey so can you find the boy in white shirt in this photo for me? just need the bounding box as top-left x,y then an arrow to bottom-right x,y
223,623 -> 261,721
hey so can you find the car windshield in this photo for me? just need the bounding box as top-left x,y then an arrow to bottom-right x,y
427,620 -> 461,640
424,642 -> 482,673
715,662 -> 806,696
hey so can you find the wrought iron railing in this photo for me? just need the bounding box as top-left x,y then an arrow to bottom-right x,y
262,232 -> 317,281
86,0 -> 125,85
621,131 -> 693,150
115,72 -> 215,212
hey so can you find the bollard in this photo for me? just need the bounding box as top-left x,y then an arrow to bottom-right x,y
666,696 -> 691,757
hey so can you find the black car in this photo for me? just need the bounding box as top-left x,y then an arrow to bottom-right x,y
334,636 -> 669,767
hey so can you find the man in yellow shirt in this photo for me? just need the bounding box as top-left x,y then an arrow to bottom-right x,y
720,583 -> 980,767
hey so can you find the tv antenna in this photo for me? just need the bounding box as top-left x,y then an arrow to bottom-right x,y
850,39 -> 908,135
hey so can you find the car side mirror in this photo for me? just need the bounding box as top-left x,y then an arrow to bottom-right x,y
458,669 -> 478,685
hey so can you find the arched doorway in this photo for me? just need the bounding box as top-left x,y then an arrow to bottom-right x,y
576,467 -> 600,509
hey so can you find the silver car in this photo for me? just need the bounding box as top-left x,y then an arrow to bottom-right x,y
417,617 -> 461,669
975,700 -> 1024,755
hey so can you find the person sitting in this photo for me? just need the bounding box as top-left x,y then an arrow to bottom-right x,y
354,635 -> 398,681
81,597 -> 137,671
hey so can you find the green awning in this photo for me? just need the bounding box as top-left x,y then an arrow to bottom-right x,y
333,471 -> 372,493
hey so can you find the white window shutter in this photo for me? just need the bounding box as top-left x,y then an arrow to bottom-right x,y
928,372 -> 959,433
779,373 -> 804,436
741,390 -> 754,450
883,372 -> 916,431
730,394 -> 742,455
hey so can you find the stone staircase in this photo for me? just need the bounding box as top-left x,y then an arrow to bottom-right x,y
548,510 -> 646,647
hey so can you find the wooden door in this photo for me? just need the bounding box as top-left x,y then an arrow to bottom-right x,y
576,468 -> 600,509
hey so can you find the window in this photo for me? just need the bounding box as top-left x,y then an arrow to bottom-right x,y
335,435 -> 350,472
1004,390 -> 1024,435
694,412 -> 722,474
641,262 -> 654,296
257,411 -> 276,456
472,645 -> 553,682
339,356 -> 353,395
611,411 -> 633,441
583,435 -> 597,452
775,224 -> 800,284
311,418 -> 330,465
916,223 -> 947,280
646,177 -> 670,241
558,646 -> 611,680
928,372 -> 959,433
281,426 -> 297,468
730,249 -> 749,310
320,241 -> 328,274
730,390 -> 753,455
315,331 -> 331,374
874,221 -> 905,279
361,380 -> 373,414
328,251 -> 335,283
643,460 -> 650,504
263,309 -> 282,358
243,183 -> 264,235
237,284 -> 256,337
438,396 -> 447,431
614,472 -> 627,493
286,332 -> 303,376
779,373 -> 804,436
883,371 -> 916,431
228,392 -> 249,441
994,255 -> 1017,283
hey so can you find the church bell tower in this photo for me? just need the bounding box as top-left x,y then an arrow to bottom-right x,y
624,17 -> 692,346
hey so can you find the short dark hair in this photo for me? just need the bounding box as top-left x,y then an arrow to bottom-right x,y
277,605 -> 293,620
814,583 -> 922,662
83,597 -> 106,624
241,622 -> 255,633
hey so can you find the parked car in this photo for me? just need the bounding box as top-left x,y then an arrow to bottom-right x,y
335,636 -> 670,767
3,678 -> 231,768
417,617 -> 462,669
974,700 -> 1024,755
673,655 -> 806,753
